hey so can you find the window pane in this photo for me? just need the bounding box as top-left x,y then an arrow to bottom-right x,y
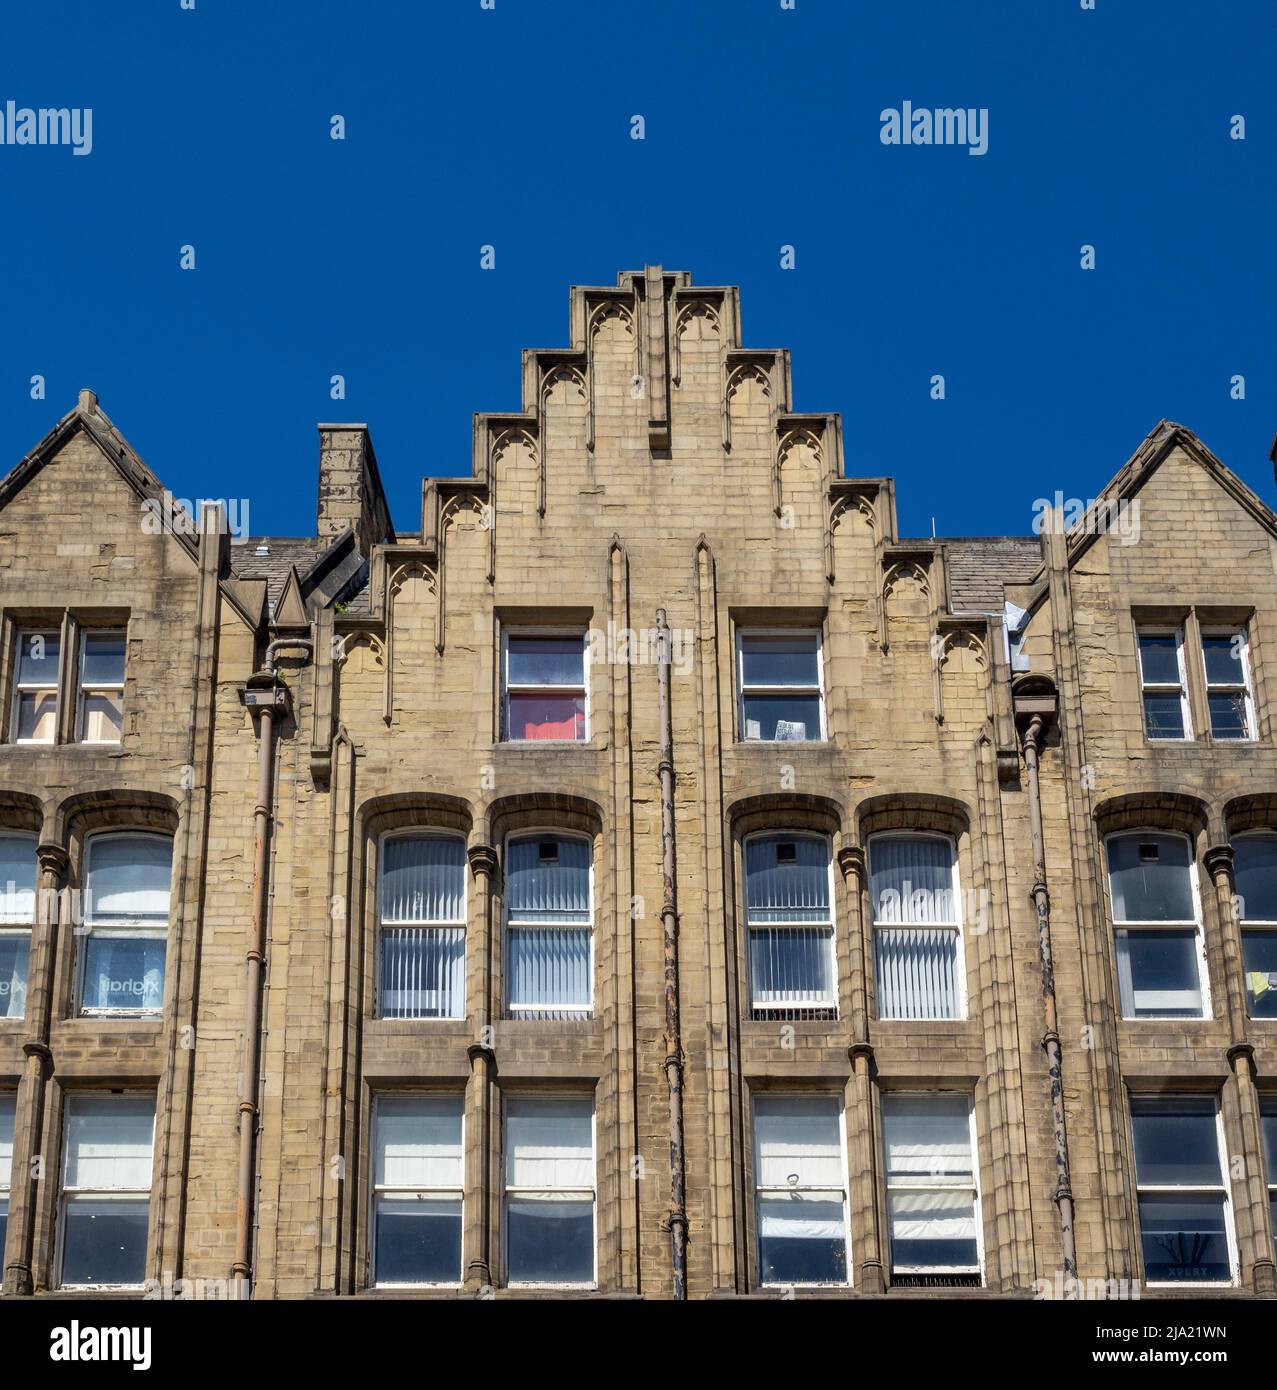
1236,839 -> 1277,922
508,928 -> 591,1011
870,836 -> 958,925
373,1197 -> 462,1284
61,1197 -> 149,1286
875,928 -> 960,1019
1131,1098 -> 1222,1186
754,1096 -> 844,1188
81,692 -> 123,743
15,691 -> 57,742
16,633 -> 58,686
506,836 -> 590,924
506,1198 -> 593,1284
745,836 -> 830,923
374,1096 -> 463,1189
1202,635 -> 1244,686
1138,633 -> 1181,685
81,633 -> 125,686
380,837 -> 465,924
749,928 -> 834,1007
1208,692 -> 1249,740
506,693 -> 586,741
82,937 -> 166,1012
0,935 -> 30,1018
882,1094 -> 973,1184
64,1096 -> 155,1189
758,1197 -> 846,1284
1106,835 -> 1194,922
1143,693 -> 1185,739
1115,930 -> 1202,1017
0,1094 -> 14,1189
1244,933 -> 1277,1018
1138,1193 -> 1230,1283
0,836 -> 36,922
380,927 -> 464,1018
87,837 -> 172,921
506,1097 -> 593,1190
507,637 -> 584,687
888,1189 -> 979,1270
741,634 -> 819,688
1262,1105 -> 1277,1180
741,694 -> 820,742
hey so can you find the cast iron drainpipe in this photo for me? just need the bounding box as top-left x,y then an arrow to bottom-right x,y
1021,711 -> 1078,1284
233,638 -> 311,1296
656,609 -> 689,1299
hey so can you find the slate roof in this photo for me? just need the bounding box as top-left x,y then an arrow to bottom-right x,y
229,538 -> 325,608
943,537 -> 1043,615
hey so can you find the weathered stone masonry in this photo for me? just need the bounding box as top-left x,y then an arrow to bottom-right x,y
1,267 -> 1276,1299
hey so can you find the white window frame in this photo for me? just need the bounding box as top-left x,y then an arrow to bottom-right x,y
868,830 -> 968,1021
502,1093 -> 597,1290
751,1092 -> 850,1288
57,1093 -> 155,1291
1130,1095 -> 1238,1289
736,628 -> 826,743
1262,1097 -> 1277,1262
742,831 -> 837,1016
504,829 -> 595,1018
10,628 -> 60,746
0,1091 -> 14,1252
1104,830 -> 1210,1021
369,1092 -> 465,1290
376,830 -> 468,1021
77,831 -> 172,1018
500,628 -> 590,744
1136,625 -> 1192,742
1200,626 -> 1256,742
76,627 -> 126,745
0,832 -> 37,1023
882,1090 -> 985,1283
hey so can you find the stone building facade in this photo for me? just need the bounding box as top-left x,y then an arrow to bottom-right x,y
1,265 -> 1276,1301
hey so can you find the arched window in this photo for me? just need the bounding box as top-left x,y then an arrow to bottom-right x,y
0,834 -> 36,1020
378,835 -> 467,1020
1104,832 -> 1206,1020
80,834 -> 172,1016
869,834 -> 964,1020
743,833 -> 835,1019
505,833 -> 593,1019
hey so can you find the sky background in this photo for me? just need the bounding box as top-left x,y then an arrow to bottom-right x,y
0,0 -> 1273,541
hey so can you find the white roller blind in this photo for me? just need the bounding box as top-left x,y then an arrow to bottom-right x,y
882,1094 -> 973,1183
870,836 -> 958,925
380,837 -> 466,924
505,1096 -> 593,1190
887,1189 -> 977,1240
375,1096 -> 463,1188
757,1197 -> 846,1239
87,837 -> 172,922
63,1096 -> 155,1190
0,836 -> 36,924
754,1096 -> 844,1189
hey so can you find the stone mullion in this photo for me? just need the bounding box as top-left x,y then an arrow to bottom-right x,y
3,842 -> 66,1295
836,843 -> 885,1294
1205,843 -> 1277,1296
464,842 -> 497,1292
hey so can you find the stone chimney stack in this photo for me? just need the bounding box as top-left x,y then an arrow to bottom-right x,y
316,424 -> 395,554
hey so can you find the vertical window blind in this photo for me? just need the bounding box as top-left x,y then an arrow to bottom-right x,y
744,835 -> 835,1017
379,836 -> 466,1019
0,835 -> 35,1020
870,836 -> 962,1020
506,835 -> 592,1018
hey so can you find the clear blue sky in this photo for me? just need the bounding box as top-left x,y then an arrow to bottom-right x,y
1,0 -> 1273,541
